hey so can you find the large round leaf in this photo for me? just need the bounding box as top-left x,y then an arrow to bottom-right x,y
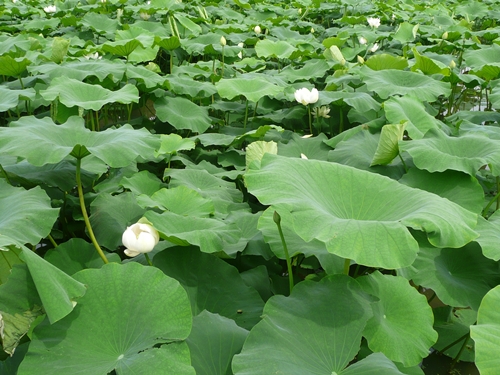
384,96 -> 444,140
154,247 -> 264,330
18,262 -> 193,375
154,96 -> 211,134
254,39 -> 296,59
187,311 -> 248,375
399,129 -> 500,176
358,272 -> 437,367
0,116 -> 159,167
21,248 -> 87,324
0,179 -> 59,250
360,68 -> 451,101
232,275 -> 372,374
216,77 -> 284,103
400,234 -> 500,311
40,77 -> 139,111
398,168 -> 484,214
470,285 -> 500,375
245,154 -> 478,269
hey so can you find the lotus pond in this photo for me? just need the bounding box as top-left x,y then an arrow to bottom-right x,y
1,0 -> 500,374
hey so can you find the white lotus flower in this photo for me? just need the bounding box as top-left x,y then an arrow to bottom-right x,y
122,223 -> 159,257
43,5 -> 56,13
300,153 -> 308,160
369,43 -> 379,53
84,52 -> 101,60
357,55 -> 365,64
254,25 -> 262,34
220,36 -> 227,46
358,36 -> 367,45
294,87 -> 319,106
367,17 -> 381,28
312,106 -> 331,118
237,42 -> 244,59
140,12 -> 150,20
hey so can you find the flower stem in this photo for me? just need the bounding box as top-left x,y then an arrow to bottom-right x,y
273,211 -> 294,294
144,253 -> 153,266
75,158 -> 108,264
308,105 -> 313,135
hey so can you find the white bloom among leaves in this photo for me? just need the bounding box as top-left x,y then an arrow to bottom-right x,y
367,17 -> 381,28
122,222 -> 159,257
43,5 -> 56,13
312,106 -> 331,118
254,25 -> 262,34
358,36 -> 367,45
294,87 -> 319,106
370,43 -> 379,53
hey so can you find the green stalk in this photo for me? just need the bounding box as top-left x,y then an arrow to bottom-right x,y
308,104 -> 312,135
76,158 -> 108,264
496,176 -> 500,211
450,333 -> 471,371
343,258 -> 350,275
398,152 -> 409,173
221,45 -> 225,77
243,99 -> 249,129
144,253 -> 153,266
482,189 -> 500,217
47,234 -> 58,248
273,211 -> 294,294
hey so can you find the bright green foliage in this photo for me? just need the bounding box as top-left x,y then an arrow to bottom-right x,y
1,0 -> 500,373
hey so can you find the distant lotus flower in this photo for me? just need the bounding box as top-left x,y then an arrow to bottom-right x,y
310,27 -> 314,33
300,153 -> 308,160
43,5 -> 56,13
369,43 -> 379,53
294,87 -> 319,106
140,12 -> 150,20
12,0 -> 17,3
220,36 -> 227,46
357,55 -> 365,64
85,52 -> 101,60
442,31 -> 449,40
254,25 -> 262,34
312,106 -> 331,119
122,223 -> 159,257
237,42 -> 244,59
302,134 -> 313,138
367,17 -> 381,28
358,36 -> 367,45
449,60 -> 456,69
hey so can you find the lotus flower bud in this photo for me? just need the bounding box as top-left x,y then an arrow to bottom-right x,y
358,36 -> 367,45
254,25 -> 262,34
442,31 -> 449,40
220,36 -> 227,46
122,223 -> 159,257
449,60 -> 456,69
369,43 -> 379,53
357,55 -> 365,64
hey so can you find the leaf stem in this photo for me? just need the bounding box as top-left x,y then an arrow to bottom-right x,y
244,99 -> 249,129
75,158 -> 108,264
449,333 -> 470,371
273,211 -> 294,294
482,189 -> 500,217
398,152 -> 408,173
343,258 -> 350,275
47,234 -> 58,248
436,331 -> 469,355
